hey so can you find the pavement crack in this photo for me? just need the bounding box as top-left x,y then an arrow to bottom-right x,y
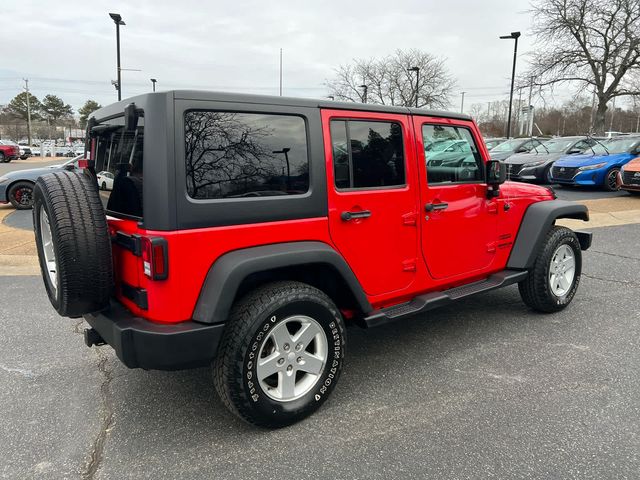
589,249 -> 640,261
82,349 -> 115,480
582,273 -> 640,287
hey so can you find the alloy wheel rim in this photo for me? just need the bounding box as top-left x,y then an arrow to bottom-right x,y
256,315 -> 328,402
608,171 -> 619,190
549,244 -> 575,297
15,187 -> 33,206
39,206 -> 58,295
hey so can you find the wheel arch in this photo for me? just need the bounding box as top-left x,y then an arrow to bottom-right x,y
192,241 -> 373,325
507,200 -> 590,270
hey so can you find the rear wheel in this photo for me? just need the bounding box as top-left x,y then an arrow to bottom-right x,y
33,171 -> 112,317
604,168 -> 620,191
100,181 -> 107,191
8,181 -> 35,209
519,226 -> 582,313
544,165 -> 553,184
0,152 -> 8,163
214,281 -> 346,428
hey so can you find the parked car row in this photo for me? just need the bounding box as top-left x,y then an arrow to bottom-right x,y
486,135 -> 640,192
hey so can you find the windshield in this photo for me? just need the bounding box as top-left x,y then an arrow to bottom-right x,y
490,139 -> 521,152
604,137 -> 640,154
541,139 -> 578,153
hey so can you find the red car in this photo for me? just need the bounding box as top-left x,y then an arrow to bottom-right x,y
32,92 -> 591,427
0,140 -> 20,163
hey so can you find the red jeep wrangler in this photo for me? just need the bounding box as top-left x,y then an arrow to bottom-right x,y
33,91 -> 591,427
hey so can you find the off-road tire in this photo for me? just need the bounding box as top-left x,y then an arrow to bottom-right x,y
33,171 -> 112,317
8,181 -> 35,209
213,281 -> 346,428
518,226 -> 582,313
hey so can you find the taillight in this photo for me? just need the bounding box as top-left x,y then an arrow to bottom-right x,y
140,236 -> 168,280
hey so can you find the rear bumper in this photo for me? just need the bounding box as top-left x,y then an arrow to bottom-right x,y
84,301 -> 225,370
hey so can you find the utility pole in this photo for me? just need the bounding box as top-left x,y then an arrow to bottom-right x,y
460,91 -> 466,113
609,97 -> 616,132
23,78 -> 32,146
527,76 -> 534,136
279,48 -> 283,96
515,87 -> 522,134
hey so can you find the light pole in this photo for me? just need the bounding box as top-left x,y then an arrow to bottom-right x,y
460,91 -> 466,113
150,78 -> 157,92
359,84 -> 368,103
272,147 -> 291,189
408,66 -> 420,108
500,31 -> 521,138
109,13 -> 125,101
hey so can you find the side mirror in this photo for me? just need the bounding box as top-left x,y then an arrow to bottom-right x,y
486,160 -> 507,185
568,148 -> 582,154
515,147 -> 528,153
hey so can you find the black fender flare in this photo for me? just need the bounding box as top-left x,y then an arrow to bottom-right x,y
507,200 -> 590,270
192,241 -> 372,324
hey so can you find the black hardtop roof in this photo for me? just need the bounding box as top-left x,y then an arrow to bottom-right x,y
90,90 -> 472,122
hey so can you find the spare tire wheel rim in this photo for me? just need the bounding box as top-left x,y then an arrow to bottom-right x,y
256,315 -> 328,402
39,206 -> 58,295
549,244 -> 575,297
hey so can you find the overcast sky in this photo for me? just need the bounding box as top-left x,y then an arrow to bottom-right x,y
1,0 -> 572,113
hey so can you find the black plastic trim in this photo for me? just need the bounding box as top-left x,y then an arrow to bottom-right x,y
121,283 -> 148,310
84,301 -> 224,370
112,231 -> 141,256
575,230 -> 593,250
192,241 -> 372,325
507,200 -> 590,270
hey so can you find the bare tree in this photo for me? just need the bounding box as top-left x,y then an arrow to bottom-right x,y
528,0 -> 640,134
326,49 -> 456,109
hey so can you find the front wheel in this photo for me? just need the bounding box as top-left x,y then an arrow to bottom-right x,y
0,152 -> 8,163
519,226 -> 582,313
214,281 -> 346,428
604,168 -> 620,191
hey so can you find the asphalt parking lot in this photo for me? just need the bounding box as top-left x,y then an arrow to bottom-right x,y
1,222 -> 639,479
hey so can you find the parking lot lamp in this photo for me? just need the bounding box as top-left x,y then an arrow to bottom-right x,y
359,84 -> 368,104
272,147 -> 291,189
408,66 -> 420,108
109,13 -> 125,101
500,31 -> 521,138
150,78 -> 157,92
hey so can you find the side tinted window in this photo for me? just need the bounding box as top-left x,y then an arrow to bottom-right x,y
184,111 -> 309,199
330,120 -> 405,189
423,124 -> 483,184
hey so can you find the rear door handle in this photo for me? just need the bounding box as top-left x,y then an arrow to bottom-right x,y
341,210 -> 372,221
424,202 -> 448,212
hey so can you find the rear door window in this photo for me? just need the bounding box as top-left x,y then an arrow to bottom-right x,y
330,119 -> 405,189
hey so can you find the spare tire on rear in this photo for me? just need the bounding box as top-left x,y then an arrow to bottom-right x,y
33,171 -> 113,317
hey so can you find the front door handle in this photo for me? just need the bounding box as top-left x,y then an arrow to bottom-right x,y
341,210 -> 372,221
425,202 -> 449,212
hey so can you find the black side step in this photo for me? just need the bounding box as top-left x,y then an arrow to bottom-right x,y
363,269 -> 528,328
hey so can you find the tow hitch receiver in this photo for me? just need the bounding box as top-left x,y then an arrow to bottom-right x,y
84,328 -> 106,347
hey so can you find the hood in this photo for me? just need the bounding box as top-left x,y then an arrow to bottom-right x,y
554,152 -> 630,167
505,152 -> 563,165
489,151 -> 513,161
623,156 -> 640,172
3,164 -> 64,180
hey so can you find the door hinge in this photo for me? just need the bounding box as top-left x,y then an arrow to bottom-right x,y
402,259 -> 417,271
402,212 -> 417,226
112,231 -> 141,256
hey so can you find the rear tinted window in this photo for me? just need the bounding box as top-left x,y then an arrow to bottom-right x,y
330,119 -> 405,189
184,111 -> 309,199
92,117 -> 144,218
